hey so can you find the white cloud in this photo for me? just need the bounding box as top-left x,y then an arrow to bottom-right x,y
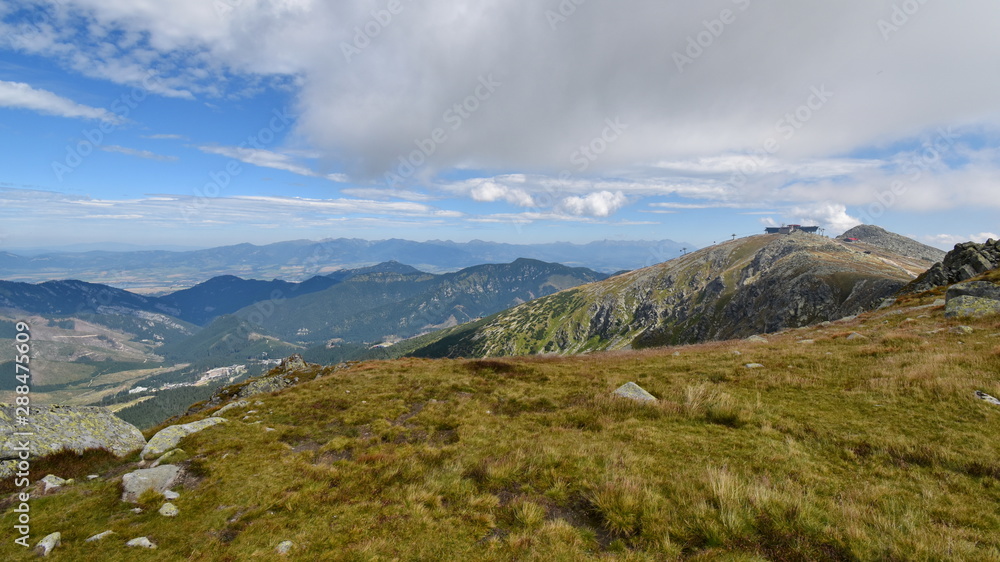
923,232 -> 1000,249
558,191 -> 628,218
142,133 -> 186,140
785,203 -> 861,235
339,187 -> 436,202
101,145 -> 177,161
197,145 -> 346,182
6,1 -> 999,177
0,80 -> 122,123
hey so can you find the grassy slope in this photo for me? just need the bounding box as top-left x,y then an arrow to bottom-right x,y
3,292 -> 1000,560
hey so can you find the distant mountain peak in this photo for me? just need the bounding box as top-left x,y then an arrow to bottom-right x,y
837,225 -> 945,263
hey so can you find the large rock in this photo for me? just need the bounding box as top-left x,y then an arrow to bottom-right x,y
945,281 -> 1000,318
34,532 -> 60,556
0,405 -> 145,477
121,464 -> 181,502
612,382 -> 657,402
141,417 -> 226,460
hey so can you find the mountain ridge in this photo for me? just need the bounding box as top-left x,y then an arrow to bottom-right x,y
410,232 -> 929,358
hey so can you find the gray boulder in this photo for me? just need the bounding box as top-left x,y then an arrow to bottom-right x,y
121,464 -> 182,502
612,382 -> 657,402
126,537 -> 157,549
86,530 -> 115,542
945,281 -> 1000,318
0,405 -> 145,477
141,417 -> 226,460
976,391 -> 1000,406
34,532 -> 60,556
277,540 -> 294,555
40,474 -> 66,493
159,502 -> 179,517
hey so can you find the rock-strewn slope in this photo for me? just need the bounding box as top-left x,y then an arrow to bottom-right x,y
412,232 -> 928,357
837,225 -> 946,263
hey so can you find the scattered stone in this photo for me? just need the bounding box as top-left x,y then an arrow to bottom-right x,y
745,363 -> 765,369
34,532 -> 60,556
87,474 -> 100,480
819,321 -> 832,327
612,382 -> 657,403
126,537 -> 157,549
141,418 -> 226,460
121,464 -> 182,503
277,540 -> 294,555
798,339 -> 815,344
672,351 -> 681,357
265,427 -> 276,432
950,326 -> 975,335
131,508 -> 143,514
932,299 -> 946,307
976,391 -> 1000,406
40,474 -> 66,493
214,400 -> 249,416
159,502 -> 179,517
745,335 -> 768,343
877,298 -> 897,310
86,530 -> 115,542
164,490 -> 180,500
846,332 -> 868,341
731,350 -> 742,356
0,405 -> 145,478
835,315 -> 857,323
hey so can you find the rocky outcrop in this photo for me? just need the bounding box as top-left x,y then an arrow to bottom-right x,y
141,417 -> 226,460
838,225 -> 946,263
0,405 -> 145,477
945,280 -> 1000,318
906,239 -> 1000,293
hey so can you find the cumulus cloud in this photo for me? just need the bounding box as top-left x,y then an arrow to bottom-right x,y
558,191 -> 628,218
0,80 -> 122,123
763,203 -> 862,235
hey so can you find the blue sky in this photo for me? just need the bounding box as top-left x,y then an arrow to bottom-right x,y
0,0 -> 998,252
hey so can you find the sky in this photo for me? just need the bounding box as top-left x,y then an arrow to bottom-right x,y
0,0 -> 998,252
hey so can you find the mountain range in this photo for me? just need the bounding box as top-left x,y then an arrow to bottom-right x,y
0,238 -> 689,291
